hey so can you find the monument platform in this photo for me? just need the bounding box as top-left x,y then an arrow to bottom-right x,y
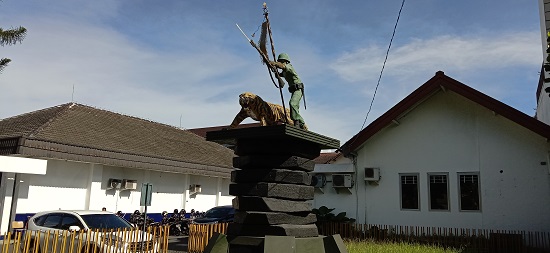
206,124 -> 340,159
205,125 -> 346,253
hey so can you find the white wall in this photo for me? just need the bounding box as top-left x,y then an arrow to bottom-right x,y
1,172 -> 15,234
318,90 -> 550,232
538,0 -> 550,125
312,173 -> 358,221
368,91 -> 549,231
218,178 -> 234,206
4,159 -> 232,224
536,85 -> 550,125
17,160 -> 89,211
312,156 -> 358,221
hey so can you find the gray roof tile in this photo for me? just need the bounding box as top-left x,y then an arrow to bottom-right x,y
0,103 -> 234,171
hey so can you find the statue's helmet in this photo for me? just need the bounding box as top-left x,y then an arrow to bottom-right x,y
277,53 -> 290,63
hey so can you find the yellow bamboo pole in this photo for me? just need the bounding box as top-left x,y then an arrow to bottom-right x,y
52,230 -> 60,253
131,228 -> 138,253
1,233 -> 8,253
42,230 -> 51,253
84,229 -> 91,253
92,229 -> 99,253
76,230 -> 83,253
62,230 -> 70,253
113,228 -> 121,253
164,226 -> 169,253
5,232 -> 12,253
121,229 -> 127,253
68,230 -> 76,253
16,231 -> 25,253
106,229 -> 113,253
144,226 -> 150,252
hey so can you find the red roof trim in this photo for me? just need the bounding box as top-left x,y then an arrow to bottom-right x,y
536,65 -> 544,103
341,71 -> 550,154
313,152 -> 342,164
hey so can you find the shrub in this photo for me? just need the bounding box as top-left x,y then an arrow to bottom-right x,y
312,206 -> 356,223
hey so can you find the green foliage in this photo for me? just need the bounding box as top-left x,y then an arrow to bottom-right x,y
345,239 -> 462,253
0,26 -> 27,46
312,205 -> 356,223
1,12 -> 27,73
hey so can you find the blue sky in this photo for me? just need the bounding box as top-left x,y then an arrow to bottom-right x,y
0,0 -> 543,144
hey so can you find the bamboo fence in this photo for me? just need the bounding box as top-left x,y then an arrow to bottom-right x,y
318,222 -> 550,253
1,225 -> 169,253
186,223 -> 228,253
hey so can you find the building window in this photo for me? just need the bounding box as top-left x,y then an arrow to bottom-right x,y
459,173 -> 481,211
428,174 -> 449,211
400,174 -> 419,210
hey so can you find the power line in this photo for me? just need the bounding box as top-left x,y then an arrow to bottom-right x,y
359,0 -> 405,131
342,0 -> 405,153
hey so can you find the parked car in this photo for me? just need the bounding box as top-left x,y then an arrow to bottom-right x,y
24,210 -> 160,253
191,205 -> 235,224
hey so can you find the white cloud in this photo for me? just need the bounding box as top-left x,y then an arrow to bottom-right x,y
0,17 -> 266,129
0,1 -> 542,145
331,32 -> 541,83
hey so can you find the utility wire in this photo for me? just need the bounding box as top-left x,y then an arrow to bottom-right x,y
341,0 -> 405,153
359,0 -> 405,131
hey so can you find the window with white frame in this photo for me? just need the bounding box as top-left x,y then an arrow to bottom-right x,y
458,173 -> 481,211
400,174 -> 419,210
428,173 -> 449,211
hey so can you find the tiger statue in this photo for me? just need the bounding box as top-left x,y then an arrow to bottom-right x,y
228,92 -> 308,130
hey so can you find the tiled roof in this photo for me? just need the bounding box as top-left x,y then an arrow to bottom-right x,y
341,71 -> 550,154
0,103 -> 234,177
313,152 -> 341,164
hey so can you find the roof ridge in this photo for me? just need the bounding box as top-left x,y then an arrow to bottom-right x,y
27,102 -> 75,138
73,103 -> 187,132
341,71 -> 550,153
1,102 -> 235,172
33,102 -> 193,138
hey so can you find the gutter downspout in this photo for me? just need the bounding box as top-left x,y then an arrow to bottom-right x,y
0,173 -> 7,233
8,173 -> 21,233
344,151 -> 361,223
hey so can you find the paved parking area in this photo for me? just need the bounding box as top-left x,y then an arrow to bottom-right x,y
167,235 -> 188,252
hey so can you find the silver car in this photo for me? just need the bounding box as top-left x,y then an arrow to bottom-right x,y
23,210 -> 161,253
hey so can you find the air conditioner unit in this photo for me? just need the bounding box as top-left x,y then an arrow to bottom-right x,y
311,174 -> 326,188
332,174 -> 353,188
108,178 -> 121,189
189,184 -> 201,194
364,168 -> 380,181
121,179 -> 137,190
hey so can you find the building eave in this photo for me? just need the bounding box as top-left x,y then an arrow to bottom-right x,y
341,71 -> 550,155
5,137 -> 232,178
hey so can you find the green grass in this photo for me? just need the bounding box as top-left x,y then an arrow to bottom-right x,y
345,239 -> 462,253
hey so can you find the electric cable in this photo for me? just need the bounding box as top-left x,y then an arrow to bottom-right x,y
360,0 -> 405,131
343,0 -> 406,154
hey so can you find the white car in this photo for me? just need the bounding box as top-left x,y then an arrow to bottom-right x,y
24,210 -> 160,253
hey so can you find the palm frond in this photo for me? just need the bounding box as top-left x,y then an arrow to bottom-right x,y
0,26 -> 27,46
0,58 -> 11,73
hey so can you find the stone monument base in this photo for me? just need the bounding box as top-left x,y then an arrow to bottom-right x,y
204,233 -> 348,253
205,125 -> 344,253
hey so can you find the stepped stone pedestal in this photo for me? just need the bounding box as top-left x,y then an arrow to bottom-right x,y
205,125 -> 347,253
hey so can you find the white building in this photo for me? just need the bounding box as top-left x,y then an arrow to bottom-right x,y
537,0 -> 550,124
0,103 -> 235,234
313,71 -> 550,232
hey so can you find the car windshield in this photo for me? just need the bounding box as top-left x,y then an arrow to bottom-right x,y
204,208 -> 232,218
80,214 -> 132,229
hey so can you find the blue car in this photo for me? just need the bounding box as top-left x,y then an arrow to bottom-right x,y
192,205 -> 235,224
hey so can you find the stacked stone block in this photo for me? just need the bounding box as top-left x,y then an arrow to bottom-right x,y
206,125 -> 340,253
229,155 -> 318,238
